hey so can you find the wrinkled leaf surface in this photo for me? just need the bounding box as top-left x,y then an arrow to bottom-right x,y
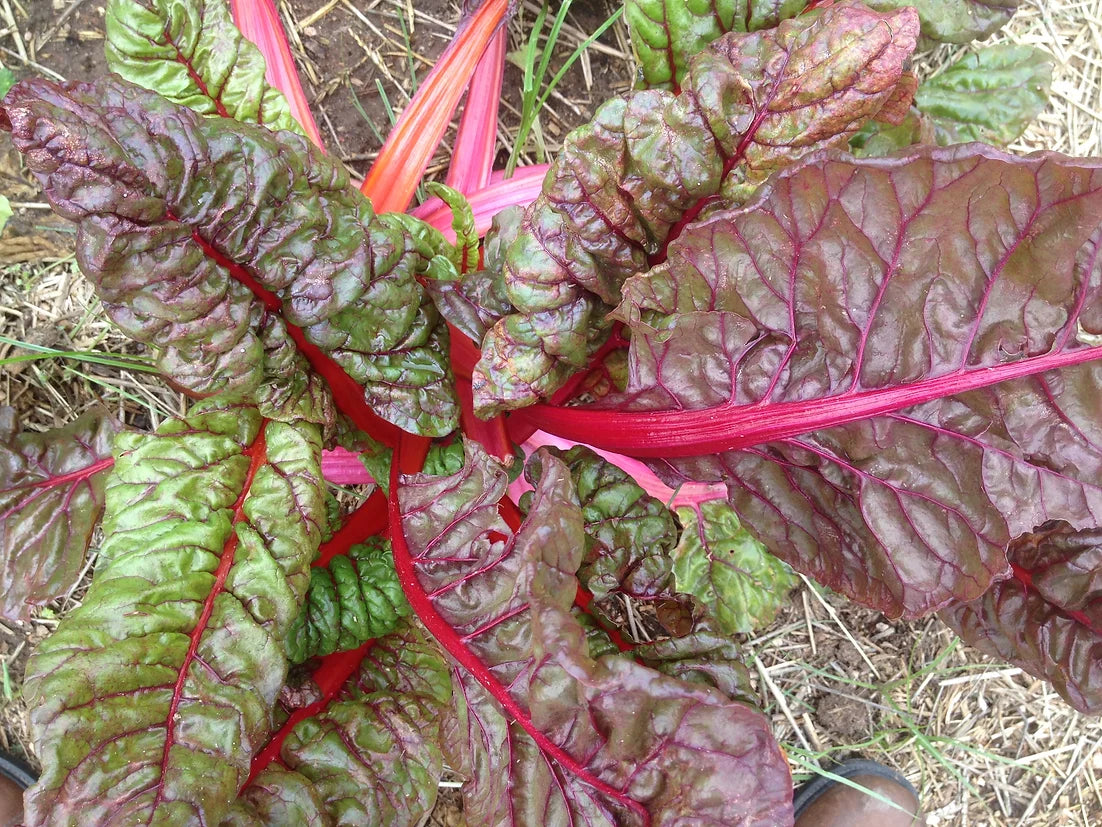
0,408 -> 118,621
394,443 -> 793,825
23,403 -> 324,826
941,522 -> 1102,714
474,2 -> 919,414
105,0 -> 305,134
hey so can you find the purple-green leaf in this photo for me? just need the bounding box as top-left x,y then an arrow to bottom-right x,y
0,407 -> 119,621
865,0 -> 1021,43
624,0 -> 807,90
536,145 -> 1102,619
394,443 -> 793,825
473,1 -> 919,415
277,621 -> 451,826
22,402 -> 325,826
219,767 -> 330,826
0,76 -> 457,436
940,522 -> 1102,714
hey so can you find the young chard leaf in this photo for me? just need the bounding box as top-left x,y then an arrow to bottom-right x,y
473,2 -> 919,415
391,441 -> 793,825
274,620 -> 452,825
673,500 -> 797,635
105,0 -> 306,134
286,538 -> 410,664
865,0 -> 1021,43
940,522 -> 1102,714
624,0 -> 807,90
916,44 -> 1053,146
526,146 -> 1102,618
0,76 -> 457,437
22,402 -> 325,825
0,407 -> 119,622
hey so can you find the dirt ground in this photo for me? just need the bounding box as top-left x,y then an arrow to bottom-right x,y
1,1 -> 1101,826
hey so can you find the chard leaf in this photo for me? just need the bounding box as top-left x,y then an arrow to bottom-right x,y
526,445 -> 680,617
392,442 -> 793,825
0,407 -> 119,621
278,621 -> 451,826
286,538 -> 410,664
916,45 -> 1053,146
105,0 -> 305,134
624,0 -> 806,90
865,0 -> 1021,43
673,500 -> 797,634
940,522 -> 1102,714
1,77 -> 457,437
219,767 -> 329,826
474,2 -> 919,414
527,146 -> 1102,619
635,623 -> 758,705
22,403 -> 325,826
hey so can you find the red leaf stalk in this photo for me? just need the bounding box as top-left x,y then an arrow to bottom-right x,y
447,27 -> 507,193
230,0 -> 325,148
247,640 -> 376,783
313,489 -> 388,569
518,343 -> 1102,458
360,0 -> 511,211
389,433 -> 651,823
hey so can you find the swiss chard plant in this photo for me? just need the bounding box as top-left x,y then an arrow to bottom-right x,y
0,0 -> 1098,824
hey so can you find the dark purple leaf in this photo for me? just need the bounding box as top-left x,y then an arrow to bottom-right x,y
523,145 -> 1102,618
0,407 -> 119,621
392,442 -> 793,825
941,522 -> 1102,714
472,2 -> 919,414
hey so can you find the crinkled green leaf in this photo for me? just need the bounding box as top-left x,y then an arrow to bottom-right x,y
625,0 -> 806,90
22,402 -> 325,826
673,500 -> 797,634
395,443 -> 793,825
526,445 -> 678,602
1,76 -> 457,435
849,108 -> 935,157
426,206 -> 520,343
286,538 -> 410,664
0,194 -> 11,234
594,146 -> 1102,619
940,522 -> 1102,714
865,0 -> 1020,43
473,2 -> 919,414
278,621 -> 451,826
219,767 -> 329,827
105,0 -> 305,134
916,44 -> 1053,145
0,407 -> 119,621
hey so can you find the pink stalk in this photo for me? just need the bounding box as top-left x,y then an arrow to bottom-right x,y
516,343 -> 1102,458
361,0 -> 511,211
410,164 -> 548,240
388,434 -> 652,824
230,0 -> 325,148
321,447 -> 375,485
447,28 -> 507,193
510,430 -> 726,509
